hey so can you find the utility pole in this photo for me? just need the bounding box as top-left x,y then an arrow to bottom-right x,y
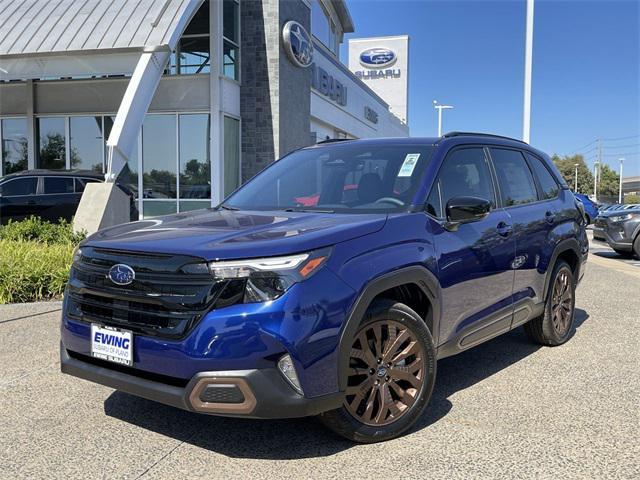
619,158 -> 625,204
433,100 -> 453,137
522,0 -> 535,144
593,161 -> 599,201
574,163 -> 579,192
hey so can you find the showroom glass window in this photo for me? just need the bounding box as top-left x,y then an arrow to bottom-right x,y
167,1 -> 210,75
36,117 -> 66,170
224,116 -> 240,197
70,116 -> 104,173
179,114 -> 210,209
142,115 -> 177,218
1,118 -> 28,175
223,0 -> 240,80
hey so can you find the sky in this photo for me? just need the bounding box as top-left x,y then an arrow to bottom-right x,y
340,0 -> 640,176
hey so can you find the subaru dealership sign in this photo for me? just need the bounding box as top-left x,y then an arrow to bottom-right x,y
348,36 -> 409,124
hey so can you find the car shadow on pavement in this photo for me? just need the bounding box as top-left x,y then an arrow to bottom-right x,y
104,309 -> 589,458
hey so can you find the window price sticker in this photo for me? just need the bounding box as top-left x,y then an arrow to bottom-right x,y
398,153 -> 421,177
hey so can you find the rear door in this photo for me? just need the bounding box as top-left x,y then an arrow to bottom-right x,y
487,148 -> 562,321
0,177 -> 39,223
40,176 -> 77,222
427,146 -> 516,348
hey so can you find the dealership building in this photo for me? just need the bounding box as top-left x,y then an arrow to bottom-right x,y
0,0 -> 409,219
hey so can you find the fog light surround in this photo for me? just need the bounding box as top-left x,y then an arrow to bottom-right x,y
278,354 -> 304,395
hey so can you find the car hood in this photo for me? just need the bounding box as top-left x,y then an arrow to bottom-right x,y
84,209 -> 387,260
599,208 -> 640,218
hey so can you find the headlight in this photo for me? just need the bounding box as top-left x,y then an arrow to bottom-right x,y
208,248 -> 330,303
609,213 -> 634,222
72,246 -> 83,264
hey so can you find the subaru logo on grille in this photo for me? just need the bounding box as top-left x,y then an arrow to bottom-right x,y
359,48 -> 397,68
282,20 -> 313,68
108,264 -> 135,286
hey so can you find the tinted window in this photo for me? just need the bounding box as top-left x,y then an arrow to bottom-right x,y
75,178 -> 100,193
430,148 -> 495,218
526,153 -> 559,200
225,144 -> 435,213
0,177 -> 37,196
44,177 -> 74,194
490,148 -> 538,206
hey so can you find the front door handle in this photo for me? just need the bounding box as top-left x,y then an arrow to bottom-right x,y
496,222 -> 513,237
545,211 -> 556,224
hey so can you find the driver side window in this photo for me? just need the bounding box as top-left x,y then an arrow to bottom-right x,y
427,147 -> 495,218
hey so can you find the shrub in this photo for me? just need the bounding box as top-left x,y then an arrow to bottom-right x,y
0,217 -> 84,304
0,240 -> 75,304
0,216 -> 85,244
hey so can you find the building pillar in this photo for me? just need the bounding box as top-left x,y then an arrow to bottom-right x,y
240,0 -> 311,182
26,79 -> 36,169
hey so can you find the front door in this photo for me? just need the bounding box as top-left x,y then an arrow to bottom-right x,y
426,147 -> 516,348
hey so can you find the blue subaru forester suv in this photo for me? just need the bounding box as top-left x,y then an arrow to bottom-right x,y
61,133 -> 588,443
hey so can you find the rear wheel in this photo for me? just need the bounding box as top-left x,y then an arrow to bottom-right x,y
319,300 -> 436,443
525,260 -> 575,346
634,235 -> 640,259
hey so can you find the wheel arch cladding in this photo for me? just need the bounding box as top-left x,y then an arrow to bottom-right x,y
337,266 -> 441,391
543,238 -> 581,300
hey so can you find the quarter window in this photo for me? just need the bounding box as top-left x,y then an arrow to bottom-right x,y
429,148 -> 495,218
490,148 -> 538,206
0,177 -> 37,196
525,153 -> 560,200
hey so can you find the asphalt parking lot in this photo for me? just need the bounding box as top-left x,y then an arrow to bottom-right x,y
1,237 -> 639,479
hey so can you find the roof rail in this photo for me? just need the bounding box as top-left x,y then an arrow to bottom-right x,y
316,138 -> 353,145
442,131 -> 528,145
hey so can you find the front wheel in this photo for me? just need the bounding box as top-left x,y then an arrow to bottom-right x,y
633,235 -> 640,259
319,300 -> 436,443
525,260 -> 576,346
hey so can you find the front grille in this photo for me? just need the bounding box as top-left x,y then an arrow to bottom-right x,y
66,246 -> 233,338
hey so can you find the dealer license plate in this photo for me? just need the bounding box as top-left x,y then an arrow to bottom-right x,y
90,324 -> 133,366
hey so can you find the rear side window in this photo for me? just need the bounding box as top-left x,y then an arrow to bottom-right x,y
428,147 -> 495,218
75,177 -> 100,193
525,153 -> 560,200
43,177 -> 74,194
0,177 -> 37,196
490,148 -> 537,206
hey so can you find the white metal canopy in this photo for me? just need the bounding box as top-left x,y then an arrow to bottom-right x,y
0,0 -> 204,180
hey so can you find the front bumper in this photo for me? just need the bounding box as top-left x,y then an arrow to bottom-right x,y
592,224 -> 633,251
60,346 -> 342,418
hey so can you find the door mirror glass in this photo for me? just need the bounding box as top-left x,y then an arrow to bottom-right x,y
446,196 -> 491,224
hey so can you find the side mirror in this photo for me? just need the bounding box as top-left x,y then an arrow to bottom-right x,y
444,196 -> 491,230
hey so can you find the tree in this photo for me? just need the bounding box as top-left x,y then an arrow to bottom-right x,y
625,194 -> 640,205
597,164 -> 620,197
551,154 -> 594,194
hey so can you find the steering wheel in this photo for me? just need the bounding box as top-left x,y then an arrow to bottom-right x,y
374,197 -> 405,207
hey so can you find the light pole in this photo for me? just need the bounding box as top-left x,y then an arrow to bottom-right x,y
433,100 -> 453,137
619,158 -> 625,204
522,0 -> 535,143
593,161 -> 600,201
574,163 -> 579,192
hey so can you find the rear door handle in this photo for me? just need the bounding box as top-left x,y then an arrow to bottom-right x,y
496,222 -> 513,237
545,211 -> 556,224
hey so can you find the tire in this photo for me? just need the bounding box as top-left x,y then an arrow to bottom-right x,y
319,299 -> 437,443
524,260 -> 576,346
634,235 -> 640,259
585,214 -> 591,225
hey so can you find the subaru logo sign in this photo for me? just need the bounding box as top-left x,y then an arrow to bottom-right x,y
282,20 -> 313,68
359,48 -> 397,69
108,264 -> 135,286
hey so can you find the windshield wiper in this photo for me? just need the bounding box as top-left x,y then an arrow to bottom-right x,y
283,207 -> 335,213
218,204 -> 239,211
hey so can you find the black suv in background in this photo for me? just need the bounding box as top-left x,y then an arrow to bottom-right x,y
0,170 -> 137,224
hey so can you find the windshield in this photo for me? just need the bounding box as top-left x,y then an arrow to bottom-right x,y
224,143 -> 435,213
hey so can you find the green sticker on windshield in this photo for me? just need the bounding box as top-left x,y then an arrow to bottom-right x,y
398,153 -> 420,177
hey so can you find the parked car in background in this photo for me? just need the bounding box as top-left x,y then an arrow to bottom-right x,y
574,193 -> 599,224
0,170 -> 138,224
61,133 -> 588,443
593,206 -> 640,258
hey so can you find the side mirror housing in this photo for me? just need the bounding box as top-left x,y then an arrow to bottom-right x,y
444,196 -> 491,230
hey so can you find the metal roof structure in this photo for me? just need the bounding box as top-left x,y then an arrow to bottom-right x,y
0,0 -> 198,58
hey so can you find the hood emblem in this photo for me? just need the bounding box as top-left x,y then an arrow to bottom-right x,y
108,264 -> 135,286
